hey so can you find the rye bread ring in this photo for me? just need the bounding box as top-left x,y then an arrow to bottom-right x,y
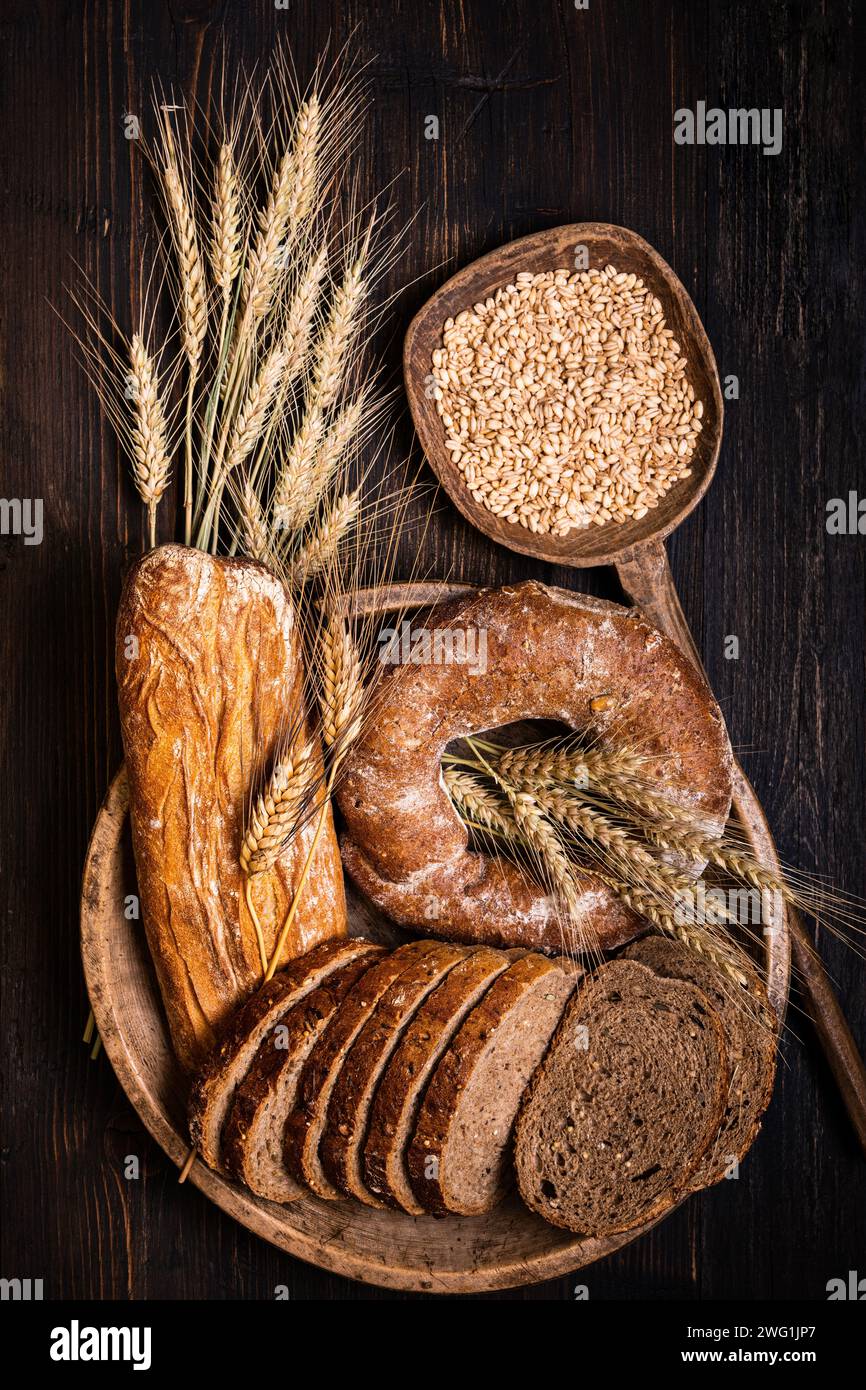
338,581 -> 733,954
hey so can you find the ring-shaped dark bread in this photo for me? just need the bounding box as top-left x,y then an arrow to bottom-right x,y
338,582 -> 733,954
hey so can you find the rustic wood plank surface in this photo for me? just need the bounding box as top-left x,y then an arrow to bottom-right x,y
1,0 -> 863,1300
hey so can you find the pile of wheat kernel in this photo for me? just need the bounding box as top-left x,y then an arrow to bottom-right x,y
430,264 -> 704,535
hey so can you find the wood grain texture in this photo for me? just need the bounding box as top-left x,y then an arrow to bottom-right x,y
1,0 -> 864,1301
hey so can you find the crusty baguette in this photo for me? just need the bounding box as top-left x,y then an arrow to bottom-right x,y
514,960 -> 729,1236
189,938 -> 380,1171
116,544 -> 346,1072
407,952 -> 577,1215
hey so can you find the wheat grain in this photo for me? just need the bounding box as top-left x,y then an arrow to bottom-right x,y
432,264 -> 703,535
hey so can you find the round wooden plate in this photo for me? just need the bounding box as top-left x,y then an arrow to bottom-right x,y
81,766 -> 688,1293
80,582 -> 788,1293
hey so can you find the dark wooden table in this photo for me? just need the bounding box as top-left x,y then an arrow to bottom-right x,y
1,0 -> 864,1301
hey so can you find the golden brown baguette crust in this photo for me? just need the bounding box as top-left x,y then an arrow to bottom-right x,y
116,544 -> 346,1072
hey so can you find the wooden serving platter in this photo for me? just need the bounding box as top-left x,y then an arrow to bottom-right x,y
80,581 -> 789,1293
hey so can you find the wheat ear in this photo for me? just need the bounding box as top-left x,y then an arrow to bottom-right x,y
242,93 -> 321,326
289,489 -> 361,583
591,870 -> 751,987
240,736 -> 317,975
239,478 -> 271,564
264,608 -> 365,982
443,767 -> 518,839
127,334 -> 171,547
223,341 -> 288,476
241,739 -> 317,878
156,109 -> 207,543
502,788 -> 582,917
645,824 -> 794,902
210,141 -> 243,298
495,741 -> 649,790
272,392 -> 367,536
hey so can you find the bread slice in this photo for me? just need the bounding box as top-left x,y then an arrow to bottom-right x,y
622,934 -> 776,1187
189,938 -> 381,1171
283,939 -> 446,1199
407,953 -> 577,1216
362,946 -> 516,1213
319,940 -> 469,1207
514,960 -> 729,1236
221,944 -> 384,1202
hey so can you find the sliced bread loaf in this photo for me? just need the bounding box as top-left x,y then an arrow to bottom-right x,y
319,940 -> 469,1207
407,953 -> 578,1216
362,946 -> 516,1213
283,939 -> 446,1199
514,959 -> 729,1236
623,934 -> 776,1187
188,936 -> 379,1171
221,943 -> 384,1202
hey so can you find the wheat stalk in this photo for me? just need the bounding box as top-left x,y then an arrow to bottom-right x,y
289,489 -> 361,583
239,477 -> 271,563
495,740 -> 649,790
240,738 -> 317,878
272,393 -> 367,536
127,334 -> 171,547
242,93 -> 321,326
210,141 -> 243,298
443,766 -> 514,838
223,341 -> 288,475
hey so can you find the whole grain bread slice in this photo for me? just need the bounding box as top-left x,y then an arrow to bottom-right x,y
622,934 -> 777,1187
188,937 -> 379,1171
407,953 -> 578,1216
283,939 -> 445,1199
362,946 -> 517,1213
319,940 -> 470,1207
514,959 -> 729,1236
221,943 -> 384,1203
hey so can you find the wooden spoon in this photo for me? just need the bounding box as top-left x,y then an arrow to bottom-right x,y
405,222 -> 866,1155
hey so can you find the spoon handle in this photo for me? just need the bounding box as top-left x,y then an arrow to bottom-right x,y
616,537 -> 866,1158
